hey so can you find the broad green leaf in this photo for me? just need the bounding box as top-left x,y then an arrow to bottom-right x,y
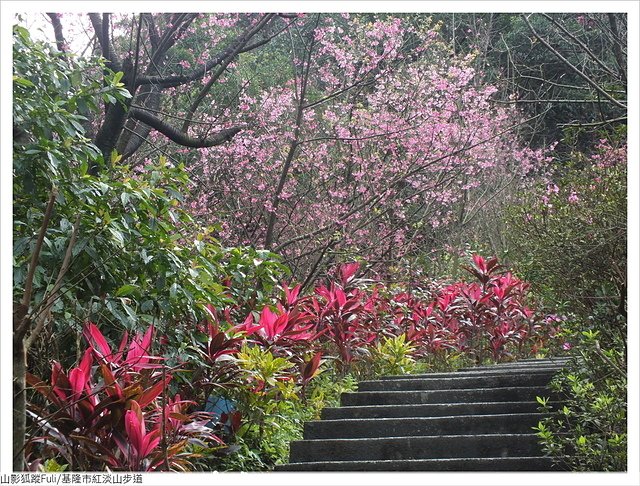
115,284 -> 138,297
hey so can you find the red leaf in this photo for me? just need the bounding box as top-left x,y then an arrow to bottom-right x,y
472,254 -> 487,273
78,348 -> 93,377
68,367 -> 87,398
339,262 -> 360,286
138,375 -> 171,408
232,312 -> 263,336
125,401 -> 145,457
116,330 -> 129,360
229,411 -> 242,433
283,283 -> 301,306
259,306 -> 278,338
83,322 -> 112,360
301,352 -> 323,385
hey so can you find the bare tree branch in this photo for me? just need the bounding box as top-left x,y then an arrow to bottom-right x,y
150,13 -> 198,66
540,13 -> 618,80
88,13 -> 122,72
15,189 -> 58,341
182,14 -> 276,132
264,14 -> 320,249
607,13 -> 627,84
521,14 -> 626,110
25,216 -> 80,352
135,14 -> 282,89
558,115 -> 627,128
129,108 -> 242,148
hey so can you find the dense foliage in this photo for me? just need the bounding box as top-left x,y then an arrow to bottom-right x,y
507,142 -> 627,316
12,24 -> 275,471
535,309 -> 626,471
508,143 -> 627,472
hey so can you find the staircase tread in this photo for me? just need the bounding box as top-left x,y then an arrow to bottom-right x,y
277,456 -> 562,471
345,385 -> 549,394
381,368 -> 563,379
364,374 -> 555,383
292,433 -> 541,443
324,400 -> 557,409
282,456 -> 554,464
308,412 -> 545,423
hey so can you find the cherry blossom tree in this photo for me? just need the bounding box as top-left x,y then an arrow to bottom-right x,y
185,14 -> 546,281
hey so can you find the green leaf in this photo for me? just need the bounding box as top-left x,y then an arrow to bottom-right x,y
108,227 -> 125,247
102,93 -> 116,104
13,76 -> 35,87
115,284 -> 138,297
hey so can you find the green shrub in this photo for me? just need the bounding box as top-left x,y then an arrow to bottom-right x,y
373,334 -> 417,376
506,142 -> 626,317
535,304 -> 626,471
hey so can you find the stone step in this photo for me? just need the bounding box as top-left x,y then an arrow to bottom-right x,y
457,364 -> 566,373
506,357 -> 570,363
359,372 -> 554,391
321,400 -> 555,420
341,386 -> 553,406
379,366 -> 561,380
458,361 -> 568,372
277,456 -> 564,471
288,433 -> 545,462
475,357 -> 569,364
304,412 -> 546,439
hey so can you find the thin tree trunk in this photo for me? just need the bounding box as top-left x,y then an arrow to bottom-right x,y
13,336 -> 26,471
263,16 -> 319,249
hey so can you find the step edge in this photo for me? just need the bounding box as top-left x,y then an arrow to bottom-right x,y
343,385 -> 553,395
381,368 -> 563,378
306,412 -> 548,426
282,455 -> 559,464
323,400 -> 559,410
290,432 -> 542,444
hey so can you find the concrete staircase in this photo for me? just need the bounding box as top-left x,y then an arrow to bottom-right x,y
277,357 -> 569,471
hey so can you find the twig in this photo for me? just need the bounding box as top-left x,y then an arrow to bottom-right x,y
521,14 -> 626,110
15,189 -> 58,340
25,215 -> 80,351
557,116 -> 627,128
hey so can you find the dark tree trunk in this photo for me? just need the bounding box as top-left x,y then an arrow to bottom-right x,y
13,335 -> 26,471
93,101 -> 131,169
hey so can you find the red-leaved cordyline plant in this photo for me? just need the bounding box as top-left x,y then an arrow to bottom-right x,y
386,291 -> 456,358
281,283 -> 305,309
305,258 -> 560,366
186,304 -> 246,399
117,400 -> 161,469
83,322 -> 161,377
299,351 -> 323,392
25,323 -> 224,471
232,299 -> 323,360
434,255 -> 556,361
189,320 -> 244,400
306,262 -> 380,374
